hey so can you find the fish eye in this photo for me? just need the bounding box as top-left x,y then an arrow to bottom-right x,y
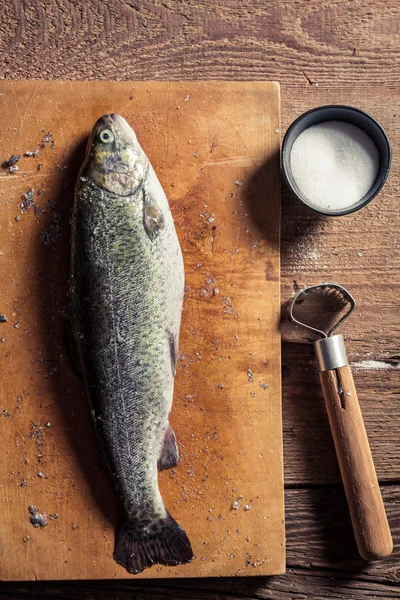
99,129 -> 114,143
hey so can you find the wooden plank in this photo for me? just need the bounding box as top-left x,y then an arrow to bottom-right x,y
0,0 -> 398,87
0,487 -> 398,599
0,81 -> 284,580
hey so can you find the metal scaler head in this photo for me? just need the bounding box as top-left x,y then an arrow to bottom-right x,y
289,283 -> 355,371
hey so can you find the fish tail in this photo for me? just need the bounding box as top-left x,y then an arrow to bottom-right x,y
114,511 -> 193,575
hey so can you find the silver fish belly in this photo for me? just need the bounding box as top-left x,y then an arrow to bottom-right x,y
68,114 -> 192,574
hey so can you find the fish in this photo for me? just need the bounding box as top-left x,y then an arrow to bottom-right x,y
68,113 -> 193,574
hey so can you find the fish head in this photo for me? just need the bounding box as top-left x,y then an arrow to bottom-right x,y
82,114 -> 146,197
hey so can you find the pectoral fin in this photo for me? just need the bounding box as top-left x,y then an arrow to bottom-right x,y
169,331 -> 178,377
143,187 -> 165,241
158,423 -> 179,471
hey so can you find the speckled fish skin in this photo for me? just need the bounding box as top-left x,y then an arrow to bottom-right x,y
69,114 -> 192,574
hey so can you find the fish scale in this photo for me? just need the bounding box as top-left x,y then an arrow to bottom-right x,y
69,114 -> 192,574
75,189 -> 178,514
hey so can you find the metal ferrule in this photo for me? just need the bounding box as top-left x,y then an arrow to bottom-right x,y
313,334 -> 349,372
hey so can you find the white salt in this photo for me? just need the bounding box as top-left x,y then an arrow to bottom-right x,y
290,121 -> 379,211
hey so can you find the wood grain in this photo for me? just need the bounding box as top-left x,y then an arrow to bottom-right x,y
0,0 -> 399,597
0,1 -> 399,86
0,80 -> 284,580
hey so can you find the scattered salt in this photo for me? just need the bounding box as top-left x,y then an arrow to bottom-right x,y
353,360 -> 399,371
232,496 -> 243,510
290,121 -> 379,211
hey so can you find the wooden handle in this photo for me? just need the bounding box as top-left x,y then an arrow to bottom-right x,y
320,364 -> 393,561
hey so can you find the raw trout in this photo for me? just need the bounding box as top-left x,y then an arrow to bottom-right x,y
68,114 -> 192,574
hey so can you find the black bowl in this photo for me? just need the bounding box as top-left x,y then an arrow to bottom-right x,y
281,105 -> 391,216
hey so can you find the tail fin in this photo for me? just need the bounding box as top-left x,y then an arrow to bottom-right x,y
114,511 -> 193,575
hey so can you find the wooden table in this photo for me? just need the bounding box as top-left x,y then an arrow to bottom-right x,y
0,1 -> 399,598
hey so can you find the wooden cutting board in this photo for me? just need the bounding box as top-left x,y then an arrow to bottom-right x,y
0,81 -> 284,580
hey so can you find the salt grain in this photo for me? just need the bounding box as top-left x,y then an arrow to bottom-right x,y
290,121 -> 379,211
